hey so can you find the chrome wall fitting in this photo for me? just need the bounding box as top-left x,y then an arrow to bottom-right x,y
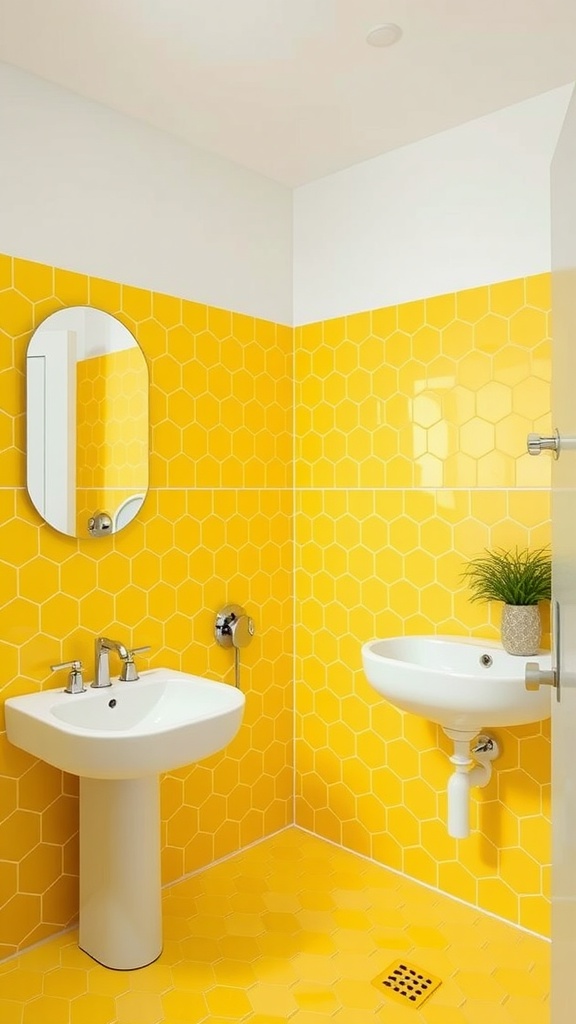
214,604 -> 255,689
87,511 -> 113,536
526,428 -> 576,458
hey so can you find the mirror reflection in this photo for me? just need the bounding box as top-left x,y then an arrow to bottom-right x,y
26,306 -> 149,538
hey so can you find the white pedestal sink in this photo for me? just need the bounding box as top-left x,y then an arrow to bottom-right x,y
361,636 -> 551,838
5,669 -> 245,969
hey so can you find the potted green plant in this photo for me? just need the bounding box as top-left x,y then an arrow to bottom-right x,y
461,547 -> 551,655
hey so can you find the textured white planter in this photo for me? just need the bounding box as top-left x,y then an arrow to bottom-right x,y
501,604 -> 541,656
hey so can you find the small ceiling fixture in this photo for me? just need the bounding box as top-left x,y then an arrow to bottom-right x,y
366,23 -> 402,48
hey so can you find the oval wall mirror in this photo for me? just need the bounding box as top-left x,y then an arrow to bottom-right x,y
26,306 -> 149,538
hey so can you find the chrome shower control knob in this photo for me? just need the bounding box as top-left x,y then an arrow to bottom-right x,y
214,604 -> 256,690
230,613 -> 255,649
214,604 -> 255,649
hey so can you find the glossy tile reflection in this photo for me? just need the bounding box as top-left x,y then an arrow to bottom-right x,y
296,276 -> 551,489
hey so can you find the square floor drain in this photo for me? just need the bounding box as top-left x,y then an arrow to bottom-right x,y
372,959 -> 442,1009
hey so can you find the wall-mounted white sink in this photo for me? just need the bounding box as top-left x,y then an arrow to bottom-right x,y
362,636 -> 551,839
5,669 -> 245,970
362,635 -> 551,734
5,668 -> 244,779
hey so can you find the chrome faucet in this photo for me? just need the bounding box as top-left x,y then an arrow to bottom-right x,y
92,637 -> 151,687
92,637 -> 129,688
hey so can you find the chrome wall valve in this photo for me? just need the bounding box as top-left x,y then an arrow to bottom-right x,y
214,604 -> 255,689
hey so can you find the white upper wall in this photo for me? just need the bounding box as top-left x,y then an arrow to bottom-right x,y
293,85 -> 573,325
0,62 -> 293,325
1,62 -> 572,328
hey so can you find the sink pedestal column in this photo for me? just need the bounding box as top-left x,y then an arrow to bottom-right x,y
79,776 -> 162,970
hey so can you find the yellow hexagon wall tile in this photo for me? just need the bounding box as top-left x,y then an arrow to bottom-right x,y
0,253 -> 554,961
296,275 -> 550,491
0,253 -> 293,957
295,269 -> 552,938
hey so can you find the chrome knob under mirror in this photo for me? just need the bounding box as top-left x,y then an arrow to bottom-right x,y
87,511 -> 113,537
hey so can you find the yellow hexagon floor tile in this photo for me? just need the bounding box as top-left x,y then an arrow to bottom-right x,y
0,829 -> 551,1021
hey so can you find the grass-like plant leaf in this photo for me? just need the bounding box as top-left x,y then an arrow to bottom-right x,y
461,547 -> 551,606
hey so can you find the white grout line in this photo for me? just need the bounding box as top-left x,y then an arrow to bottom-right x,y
295,824 -> 551,944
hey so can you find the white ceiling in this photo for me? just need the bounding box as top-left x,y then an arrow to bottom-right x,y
0,0 -> 575,186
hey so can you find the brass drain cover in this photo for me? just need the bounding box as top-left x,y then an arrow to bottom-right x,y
372,959 -> 442,1009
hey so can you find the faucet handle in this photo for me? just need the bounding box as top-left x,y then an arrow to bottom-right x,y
51,660 -> 86,694
119,646 -> 151,682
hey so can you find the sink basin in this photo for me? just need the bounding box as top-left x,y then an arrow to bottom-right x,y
361,635 -> 551,733
5,668 -> 245,970
5,668 -> 245,779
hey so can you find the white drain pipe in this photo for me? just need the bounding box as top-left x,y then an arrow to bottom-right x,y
443,730 -> 500,839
